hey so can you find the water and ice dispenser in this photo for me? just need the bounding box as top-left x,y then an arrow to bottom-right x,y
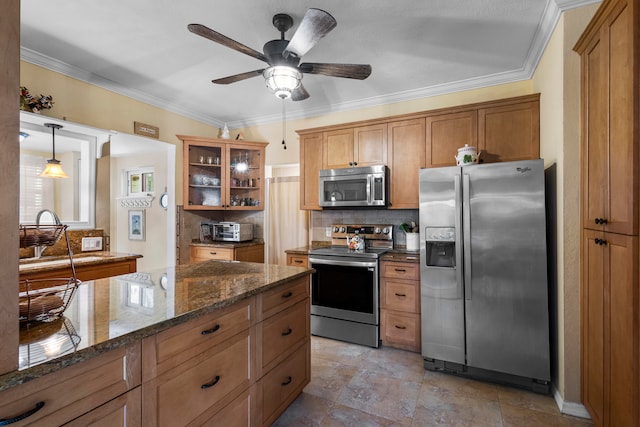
425,227 -> 456,267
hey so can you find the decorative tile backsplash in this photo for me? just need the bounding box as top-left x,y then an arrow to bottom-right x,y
19,229 -> 106,258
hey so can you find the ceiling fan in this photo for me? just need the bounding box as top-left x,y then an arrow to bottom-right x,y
188,8 -> 372,101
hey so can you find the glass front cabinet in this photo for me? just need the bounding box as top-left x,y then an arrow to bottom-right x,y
179,135 -> 267,210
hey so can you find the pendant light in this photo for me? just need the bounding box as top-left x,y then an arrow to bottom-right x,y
281,98 -> 287,150
39,123 -> 68,179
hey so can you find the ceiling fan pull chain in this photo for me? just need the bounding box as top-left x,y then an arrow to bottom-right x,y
281,99 -> 287,150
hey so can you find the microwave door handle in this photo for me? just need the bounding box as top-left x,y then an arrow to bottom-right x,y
367,175 -> 373,204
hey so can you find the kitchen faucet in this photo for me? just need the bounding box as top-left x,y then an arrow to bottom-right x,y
34,209 -> 62,258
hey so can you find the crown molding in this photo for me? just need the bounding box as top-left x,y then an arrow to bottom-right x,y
22,0 -> 601,130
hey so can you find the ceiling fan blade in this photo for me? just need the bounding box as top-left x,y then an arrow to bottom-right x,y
299,63 -> 372,80
188,23 -> 268,63
283,9 -> 337,59
212,69 -> 265,85
291,84 -> 310,101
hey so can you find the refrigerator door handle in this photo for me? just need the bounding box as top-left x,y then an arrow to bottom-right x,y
454,175 -> 464,300
463,173 -> 472,300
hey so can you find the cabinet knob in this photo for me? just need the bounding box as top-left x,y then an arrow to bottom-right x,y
594,238 -> 608,246
595,217 -> 608,225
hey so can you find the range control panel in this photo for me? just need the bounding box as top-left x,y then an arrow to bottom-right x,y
331,224 -> 393,241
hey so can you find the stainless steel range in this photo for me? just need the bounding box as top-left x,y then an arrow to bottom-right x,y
308,224 -> 393,348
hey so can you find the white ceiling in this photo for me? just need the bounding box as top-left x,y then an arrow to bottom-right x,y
20,0 -> 599,130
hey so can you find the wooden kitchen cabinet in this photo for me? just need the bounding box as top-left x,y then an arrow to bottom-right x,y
581,231 -> 637,427
297,94 -> 540,210
299,132 -> 323,210
63,387 -> 141,427
322,124 -> 387,169
19,258 -> 138,284
387,118 -> 426,209
478,96 -> 540,163
179,135 -> 267,211
0,342 -> 141,426
380,260 -> 421,352
425,110 -> 477,168
189,243 -> 264,264
575,0 -> 640,425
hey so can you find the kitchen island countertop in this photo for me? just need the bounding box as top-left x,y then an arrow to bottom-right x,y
3,260 -> 313,392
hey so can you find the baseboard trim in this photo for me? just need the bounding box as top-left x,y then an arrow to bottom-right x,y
552,386 -> 592,419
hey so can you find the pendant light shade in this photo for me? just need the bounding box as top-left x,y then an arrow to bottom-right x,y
40,123 -> 68,179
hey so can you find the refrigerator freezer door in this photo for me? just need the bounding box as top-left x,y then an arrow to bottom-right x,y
463,159 -> 550,381
419,166 -> 465,364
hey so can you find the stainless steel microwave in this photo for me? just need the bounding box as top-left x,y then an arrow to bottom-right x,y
318,165 -> 388,208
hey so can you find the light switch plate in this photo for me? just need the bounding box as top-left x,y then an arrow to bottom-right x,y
81,236 -> 103,251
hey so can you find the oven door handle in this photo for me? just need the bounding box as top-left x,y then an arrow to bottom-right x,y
308,257 -> 378,268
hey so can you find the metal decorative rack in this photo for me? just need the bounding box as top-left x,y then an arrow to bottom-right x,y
19,224 -> 81,323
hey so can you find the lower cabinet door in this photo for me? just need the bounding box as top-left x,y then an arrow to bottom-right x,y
259,342 -> 310,426
201,386 -> 255,427
63,387 -> 141,427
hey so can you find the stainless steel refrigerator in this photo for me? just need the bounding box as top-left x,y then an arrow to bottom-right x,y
419,159 -> 550,392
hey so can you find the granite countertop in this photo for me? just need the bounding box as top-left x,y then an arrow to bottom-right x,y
190,239 -> 264,249
19,251 -> 142,274
3,260 -> 313,391
284,241 -> 331,255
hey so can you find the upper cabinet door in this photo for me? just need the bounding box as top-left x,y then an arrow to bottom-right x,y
354,123 -> 388,167
387,118 -> 425,209
322,129 -> 354,169
478,99 -> 540,163
579,0 -> 637,235
425,110 -> 477,168
299,132 -> 323,210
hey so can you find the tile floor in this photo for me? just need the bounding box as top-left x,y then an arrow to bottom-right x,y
274,336 -> 593,426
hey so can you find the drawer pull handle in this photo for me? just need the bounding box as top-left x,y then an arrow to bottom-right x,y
0,401 -> 45,425
294,259 -> 303,263
282,328 -> 293,336
209,251 -> 217,255
395,292 -> 406,297
394,268 -> 406,272
282,291 -> 293,299
201,324 -> 221,335
201,375 -> 221,390
281,376 -> 293,386
395,325 -> 407,330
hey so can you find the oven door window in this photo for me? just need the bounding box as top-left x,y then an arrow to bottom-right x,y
311,263 -> 375,314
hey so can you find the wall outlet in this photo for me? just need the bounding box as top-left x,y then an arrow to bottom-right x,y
81,237 -> 103,251
325,227 -> 331,237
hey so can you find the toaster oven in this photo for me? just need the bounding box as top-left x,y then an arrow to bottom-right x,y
200,222 -> 253,242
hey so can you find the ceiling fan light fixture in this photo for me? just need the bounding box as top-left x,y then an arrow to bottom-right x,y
263,66 -> 302,100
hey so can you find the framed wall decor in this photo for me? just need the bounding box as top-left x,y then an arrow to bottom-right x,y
128,209 -> 145,241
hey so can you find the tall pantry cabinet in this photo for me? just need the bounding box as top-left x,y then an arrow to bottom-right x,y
574,0 -> 639,425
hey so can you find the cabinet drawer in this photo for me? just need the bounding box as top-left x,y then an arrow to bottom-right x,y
202,386 -> 254,427
144,300 -> 252,377
381,261 -> 419,281
286,253 -> 308,267
381,278 -> 420,313
63,387 -> 141,427
190,246 -> 234,262
150,330 -> 251,427
0,343 -> 140,427
381,309 -> 421,352
257,277 -> 309,321
259,343 -> 309,426
258,299 -> 309,377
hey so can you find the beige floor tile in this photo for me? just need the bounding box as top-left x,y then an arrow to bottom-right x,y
304,356 -> 359,402
413,383 -> 503,426
500,402 -> 594,427
422,369 -> 499,402
497,385 -> 560,416
319,404 -> 398,427
272,392 -> 333,426
338,369 -> 421,426
363,345 -> 425,382
312,336 -> 374,367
